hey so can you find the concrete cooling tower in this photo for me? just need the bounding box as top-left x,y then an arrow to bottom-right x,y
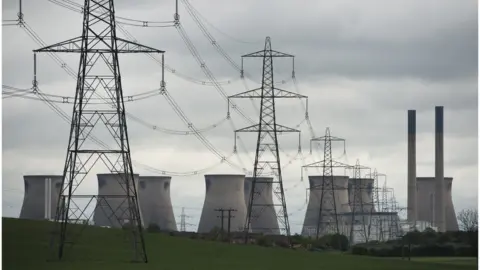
416,177 -> 458,231
93,173 -> 142,228
197,174 -> 247,234
20,175 -> 63,220
244,177 -> 279,235
348,178 -> 375,213
138,176 -> 177,231
302,175 -> 351,237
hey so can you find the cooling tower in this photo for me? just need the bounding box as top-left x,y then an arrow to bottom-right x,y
302,175 -> 351,236
416,177 -> 458,231
138,176 -> 177,231
93,173 -> 142,228
244,177 -> 279,235
197,174 -> 247,234
435,106 -> 446,232
348,178 -> 375,213
407,110 -> 417,224
19,175 -> 63,220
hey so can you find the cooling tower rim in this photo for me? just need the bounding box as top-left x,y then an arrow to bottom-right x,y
96,173 -> 140,177
139,176 -> 172,180
24,175 -> 63,178
204,174 -> 245,177
417,176 -> 453,181
245,176 -> 273,180
308,175 -> 349,179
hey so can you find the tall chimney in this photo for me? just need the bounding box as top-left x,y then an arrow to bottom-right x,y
435,106 -> 446,232
407,110 -> 417,226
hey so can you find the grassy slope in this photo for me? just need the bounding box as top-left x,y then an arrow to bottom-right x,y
2,218 -> 477,270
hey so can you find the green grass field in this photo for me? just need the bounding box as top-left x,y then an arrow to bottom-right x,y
2,218 -> 477,270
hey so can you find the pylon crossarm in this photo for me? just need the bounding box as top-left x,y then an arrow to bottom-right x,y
242,50 -> 294,58
228,87 -> 306,99
33,37 -> 164,54
235,123 -> 299,133
228,88 -> 262,99
302,159 -> 353,169
311,135 -> 346,142
115,38 -> 165,53
34,36 -> 84,53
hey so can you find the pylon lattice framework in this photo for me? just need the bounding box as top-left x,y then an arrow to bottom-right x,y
308,128 -> 346,239
348,160 -> 372,244
366,169 -> 387,242
228,37 -> 307,243
34,0 -> 164,262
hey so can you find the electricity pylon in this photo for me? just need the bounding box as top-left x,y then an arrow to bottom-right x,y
308,128 -> 346,239
34,0 -> 164,262
348,160 -> 372,244
228,36 -> 307,244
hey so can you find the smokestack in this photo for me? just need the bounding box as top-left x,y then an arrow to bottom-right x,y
435,106 -> 446,232
407,110 -> 417,226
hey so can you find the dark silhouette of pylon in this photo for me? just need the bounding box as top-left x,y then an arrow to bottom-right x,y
34,0 -> 164,262
309,128 -> 346,239
228,37 -> 307,244
348,160 -> 371,244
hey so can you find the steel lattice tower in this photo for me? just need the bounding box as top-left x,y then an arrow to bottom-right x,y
309,128 -> 346,239
34,0 -> 164,262
348,160 -> 371,244
228,37 -> 307,244
366,169 -> 387,241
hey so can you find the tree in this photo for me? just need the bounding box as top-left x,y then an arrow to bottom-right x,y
457,208 -> 478,232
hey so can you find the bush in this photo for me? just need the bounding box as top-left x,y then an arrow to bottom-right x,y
351,242 -> 477,258
275,239 -> 291,248
147,224 -> 161,233
315,233 -> 349,251
257,236 -> 272,247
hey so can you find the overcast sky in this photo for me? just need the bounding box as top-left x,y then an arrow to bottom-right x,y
2,0 -> 478,234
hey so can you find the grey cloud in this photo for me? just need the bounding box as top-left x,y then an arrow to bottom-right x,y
3,0 -> 477,233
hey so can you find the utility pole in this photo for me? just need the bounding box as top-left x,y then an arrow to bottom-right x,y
228,36 -> 307,245
215,208 -> 237,240
226,208 -> 237,240
215,208 -> 226,234
33,0 -> 164,263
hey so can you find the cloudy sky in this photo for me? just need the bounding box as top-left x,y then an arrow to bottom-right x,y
2,0 -> 478,233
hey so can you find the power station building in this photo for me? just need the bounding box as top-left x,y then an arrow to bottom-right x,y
138,176 -> 177,231
93,173 -> 143,228
197,174 -> 247,234
407,106 -> 457,232
19,175 -> 63,220
244,176 -> 279,235
416,177 -> 458,231
302,175 -> 351,237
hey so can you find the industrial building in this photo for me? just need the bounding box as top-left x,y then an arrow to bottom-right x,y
407,106 -> 456,232
19,175 -> 63,220
138,176 -> 177,231
302,175 -> 351,237
197,174 -> 247,234
244,176 -> 279,235
93,173 -> 143,228
345,212 -> 401,244
416,177 -> 458,231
